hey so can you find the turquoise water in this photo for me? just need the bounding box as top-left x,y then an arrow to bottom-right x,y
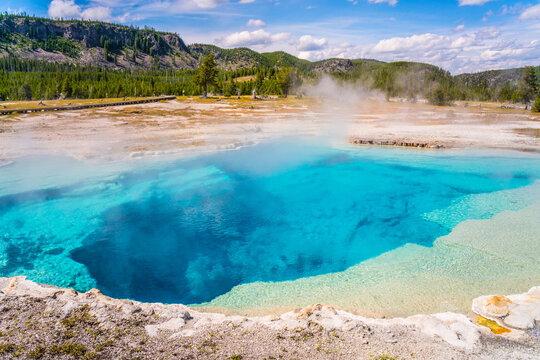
1,140 -> 539,307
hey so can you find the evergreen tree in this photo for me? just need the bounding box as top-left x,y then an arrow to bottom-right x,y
223,78 -> 236,97
520,66 -> 538,103
533,97 -> 540,112
497,83 -> 515,102
427,86 -> 450,106
61,77 -> 72,98
195,54 -> 217,98
19,84 -> 32,100
255,70 -> 264,90
104,40 -> 109,61
276,68 -> 292,97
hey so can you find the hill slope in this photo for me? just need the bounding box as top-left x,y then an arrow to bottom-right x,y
0,15 -> 357,72
1,14 -> 538,91
0,15 -> 196,69
456,67 -> 540,88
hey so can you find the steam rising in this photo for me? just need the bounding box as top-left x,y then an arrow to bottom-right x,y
302,75 -> 384,141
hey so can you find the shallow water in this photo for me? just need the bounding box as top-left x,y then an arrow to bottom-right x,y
1,140 -> 539,313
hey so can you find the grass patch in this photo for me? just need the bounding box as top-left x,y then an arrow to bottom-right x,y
50,342 -> 87,357
0,342 -> 17,354
28,345 -> 46,359
61,305 -> 96,329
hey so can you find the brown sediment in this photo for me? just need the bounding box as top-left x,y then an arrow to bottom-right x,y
514,128 -> 540,138
350,138 -> 446,149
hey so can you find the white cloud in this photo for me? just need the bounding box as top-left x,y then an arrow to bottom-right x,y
81,6 -> 113,21
347,0 -> 397,5
239,0 -> 255,3
364,26 -> 539,74
297,41 -> 358,61
115,12 -> 142,22
500,3 -> 524,16
107,0 -> 229,12
192,0 -> 228,8
480,48 -> 526,61
221,29 -> 290,47
297,35 -> 328,51
271,32 -> 290,42
48,0 -> 81,19
247,19 -> 266,28
450,35 -> 474,47
372,33 -> 451,53
217,21 -> 538,73
370,27 -> 499,55
6,7 -> 25,14
47,0 -> 134,22
458,0 -> 493,5
474,26 -> 499,40
482,9 -> 493,21
454,24 -> 465,32
368,0 -> 397,5
519,3 -> 540,20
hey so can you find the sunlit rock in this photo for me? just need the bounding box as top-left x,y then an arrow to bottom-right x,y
483,295 -> 511,317
504,309 -> 534,329
472,286 -> 540,330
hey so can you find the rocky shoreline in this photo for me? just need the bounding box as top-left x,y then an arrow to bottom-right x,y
0,277 -> 538,359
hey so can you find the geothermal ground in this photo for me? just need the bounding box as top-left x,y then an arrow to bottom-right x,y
0,96 -> 539,163
0,277 -> 539,360
0,96 -> 539,359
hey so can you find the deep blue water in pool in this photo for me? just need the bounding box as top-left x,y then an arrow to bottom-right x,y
1,140 -> 539,304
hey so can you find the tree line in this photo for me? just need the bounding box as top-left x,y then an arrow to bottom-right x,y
0,55 -> 538,111
0,57 -> 299,101
332,62 -> 539,107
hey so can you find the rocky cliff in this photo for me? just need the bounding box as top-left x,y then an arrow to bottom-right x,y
0,15 -> 197,70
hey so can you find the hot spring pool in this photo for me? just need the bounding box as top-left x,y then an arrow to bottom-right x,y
1,140 -> 540,316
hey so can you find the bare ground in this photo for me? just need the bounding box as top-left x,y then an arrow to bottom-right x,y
0,277 -> 539,360
1,97 -> 539,164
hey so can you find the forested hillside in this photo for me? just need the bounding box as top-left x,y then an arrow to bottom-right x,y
0,14 -> 354,72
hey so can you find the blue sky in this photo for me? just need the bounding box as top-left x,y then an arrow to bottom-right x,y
2,0 -> 540,73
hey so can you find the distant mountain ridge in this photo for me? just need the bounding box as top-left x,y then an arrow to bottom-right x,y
0,14 -> 537,86
456,68 -> 530,87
